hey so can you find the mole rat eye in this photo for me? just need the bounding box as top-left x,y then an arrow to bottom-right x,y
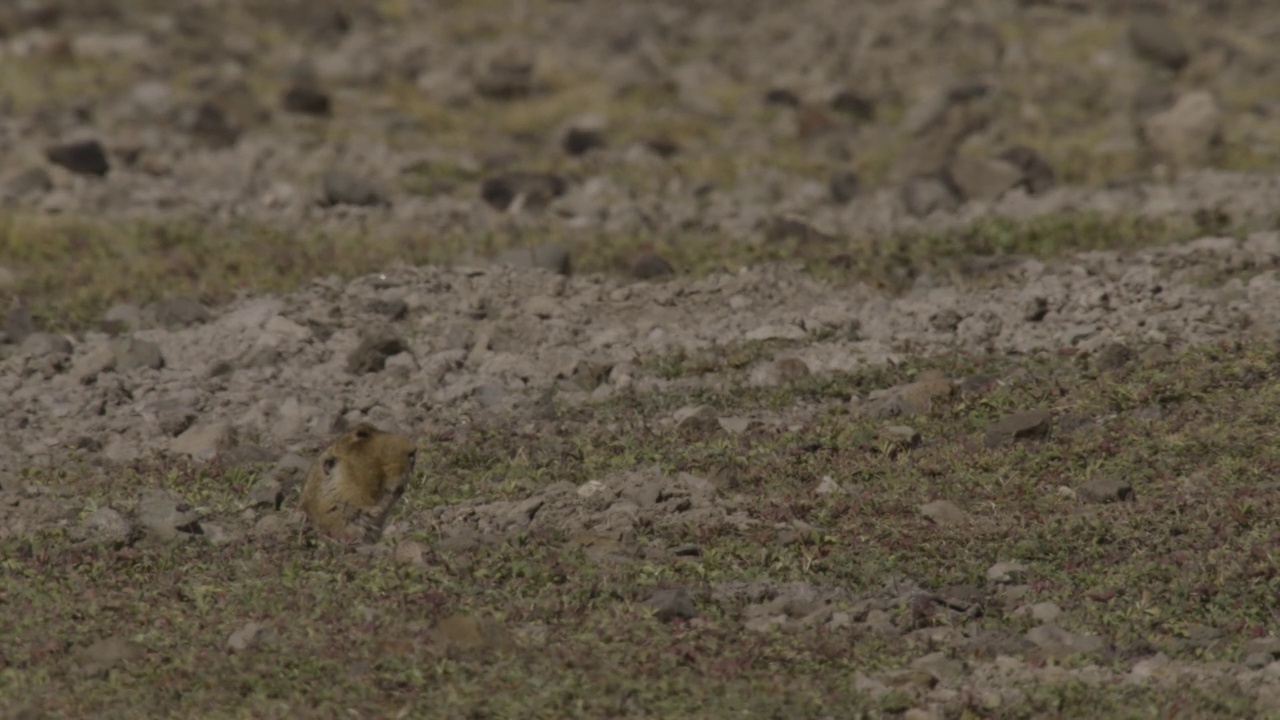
322,457 -> 337,474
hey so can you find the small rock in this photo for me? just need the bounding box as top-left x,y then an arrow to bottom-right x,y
1027,602 -> 1063,623
674,405 -> 719,433
145,394 -> 197,435
1244,637 -> 1280,661
1094,342 -> 1134,371
480,172 -> 565,211
644,587 -> 698,621
879,425 -> 921,451
931,309 -> 962,332
75,636 -> 144,678
911,651 -> 965,681
815,476 -> 845,495
474,54 -> 535,100
46,139 -> 110,176
103,303 -> 147,333
0,266 -> 15,293
245,476 -> 284,510
319,170 -> 388,207
1128,9 -> 1190,71
430,614 -> 516,655
1077,477 -> 1134,504
252,514 -> 291,540
347,334 -> 408,374
525,295 -> 561,319
829,90 -> 874,120
1141,91 -> 1222,168
632,253 -> 674,280
80,507 -> 132,544
3,304 -> 34,343
998,146 -> 1056,195
200,522 -> 240,546
563,127 -> 606,156
644,136 -> 679,157
368,298 -> 408,321
170,422 -> 236,461
751,357 -> 811,387
764,217 -> 836,245
828,170 -> 860,203
281,85 -> 331,116
135,488 -> 201,541
1023,296 -> 1049,322
902,177 -> 959,217
493,244 -> 572,275
717,416 -> 762,435
763,88 -> 801,107
4,167 -> 53,198
153,297 -> 209,329
920,500 -> 969,525
859,372 -> 952,419
987,561 -> 1028,584
1026,624 -> 1107,659
984,409 -> 1052,448
184,101 -> 241,148
112,337 -> 164,371
948,154 -> 1023,202
227,621 -> 278,653
394,540 -> 429,566
20,332 -> 72,357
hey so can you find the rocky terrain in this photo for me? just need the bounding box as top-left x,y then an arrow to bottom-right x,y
4,1 -> 1280,718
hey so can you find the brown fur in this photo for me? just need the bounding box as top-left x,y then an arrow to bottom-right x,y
298,423 -> 417,543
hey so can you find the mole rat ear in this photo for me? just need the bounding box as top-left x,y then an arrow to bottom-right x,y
322,457 -> 337,475
354,424 -> 374,441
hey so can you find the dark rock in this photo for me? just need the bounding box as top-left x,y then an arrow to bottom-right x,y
632,253 -> 674,280
1023,296 -> 1049,322
480,172 -> 565,210
829,90 -> 874,120
763,88 -> 801,107
46,140 -> 109,176
563,127 -> 606,156
281,85 -> 331,116
347,334 -> 408,374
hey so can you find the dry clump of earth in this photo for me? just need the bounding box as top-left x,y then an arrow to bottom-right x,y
4,0 -> 1280,717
